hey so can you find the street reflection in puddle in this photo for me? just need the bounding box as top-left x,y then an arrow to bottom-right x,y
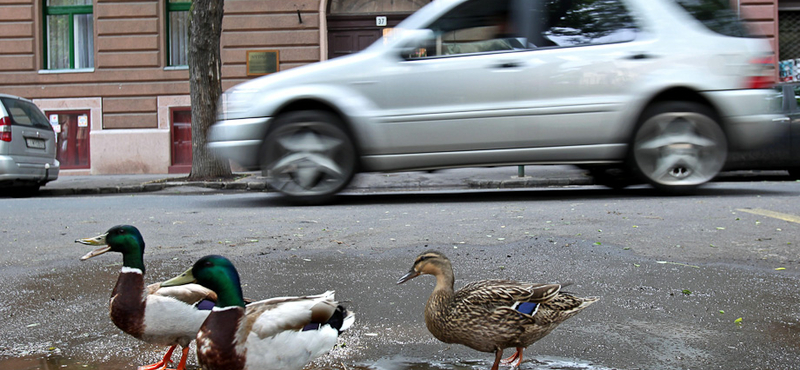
353,356 -> 610,370
0,354 -> 610,370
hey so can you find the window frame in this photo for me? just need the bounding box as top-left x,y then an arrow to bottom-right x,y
166,0 -> 192,67
42,1 -> 94,70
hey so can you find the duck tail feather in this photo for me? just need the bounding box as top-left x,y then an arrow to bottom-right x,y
327,305 -> 355,334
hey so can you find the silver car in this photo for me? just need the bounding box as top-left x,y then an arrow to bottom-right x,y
0,94 -> 60,196
210,0 -> 782,203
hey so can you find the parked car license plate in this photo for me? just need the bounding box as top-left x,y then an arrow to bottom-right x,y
26,138 -> 46,149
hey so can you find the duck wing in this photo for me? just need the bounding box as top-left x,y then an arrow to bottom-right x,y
147,282 -> 218,306
455,280 -> 561,310
244,290 -> 338,339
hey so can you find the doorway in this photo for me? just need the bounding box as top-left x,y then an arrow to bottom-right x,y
169,108 -> 192,174
325,0 -> 429,59
47,110 -> 90,170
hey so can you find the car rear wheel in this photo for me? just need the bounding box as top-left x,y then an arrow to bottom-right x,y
260,111 -> 357,204
10,185 -> 40,198
631,102 -> 727,193
788,168 -> 800,180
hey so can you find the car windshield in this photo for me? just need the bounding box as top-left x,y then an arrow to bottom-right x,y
672,0 -> 750,37
1,97 -> 51,129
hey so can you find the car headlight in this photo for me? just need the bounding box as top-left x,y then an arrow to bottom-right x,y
218,87 -> 259,120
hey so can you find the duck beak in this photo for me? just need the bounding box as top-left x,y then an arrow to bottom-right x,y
397,269 -> 420,284
76,233 -> 111,261
161,267 -> 197,287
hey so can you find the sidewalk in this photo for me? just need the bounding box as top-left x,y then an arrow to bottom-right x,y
36,165 -> 794,197
38,165 -> 595,196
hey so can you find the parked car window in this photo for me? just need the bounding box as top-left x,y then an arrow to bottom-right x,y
540,0 -> 639,47
415,0 -> 524,58
672,0 -> 750,37
0,98 -> 51,129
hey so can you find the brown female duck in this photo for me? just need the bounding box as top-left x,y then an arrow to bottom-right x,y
397,250 -> 598,370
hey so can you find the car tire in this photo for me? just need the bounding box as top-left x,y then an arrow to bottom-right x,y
630,101 -> 727,193
788,168 -> 800,180
10,185 -> 40,198
260,110 -> 357,204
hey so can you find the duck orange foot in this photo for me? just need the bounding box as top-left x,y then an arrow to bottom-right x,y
499,347 -> 523,368
137,345 -> 190,370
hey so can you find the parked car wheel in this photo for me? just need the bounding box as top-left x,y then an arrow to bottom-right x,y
10,184 -> 40,198
631,102 -> 728,193
788,168 -> 800,180
260,111 -> 357,203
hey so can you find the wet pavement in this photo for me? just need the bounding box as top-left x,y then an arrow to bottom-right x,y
2,239 -> 798,370
3,167 -> 799,370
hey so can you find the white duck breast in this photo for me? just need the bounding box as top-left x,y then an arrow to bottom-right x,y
141,293 -> 211,345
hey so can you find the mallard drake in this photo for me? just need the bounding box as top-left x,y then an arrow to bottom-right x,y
77,225 -> 216,370
397,250 -> 598,370
160,254 -> 355,370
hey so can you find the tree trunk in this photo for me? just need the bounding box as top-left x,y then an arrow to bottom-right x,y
187,0 -> 231,180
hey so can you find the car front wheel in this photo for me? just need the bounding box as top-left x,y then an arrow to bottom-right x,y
631,102 -> 727,193
260,111 -> 357,203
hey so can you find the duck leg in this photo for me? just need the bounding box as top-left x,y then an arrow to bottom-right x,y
490,349 -> 504,370
173,346 -> 191,370
137,345 -> 176,370
499,347 -> 524,367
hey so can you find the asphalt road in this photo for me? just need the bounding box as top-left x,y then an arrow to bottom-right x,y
1,181 -> 799,370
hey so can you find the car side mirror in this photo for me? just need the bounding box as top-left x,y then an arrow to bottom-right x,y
391,29 -> 436,60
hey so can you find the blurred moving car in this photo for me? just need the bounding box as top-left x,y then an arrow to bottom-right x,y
723,83 -> 799,179
0,94 -> 60,196
209,0 -> 782,203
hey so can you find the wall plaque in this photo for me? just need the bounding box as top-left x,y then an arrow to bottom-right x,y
246,50 -> 280,76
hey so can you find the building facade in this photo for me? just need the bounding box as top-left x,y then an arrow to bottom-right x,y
0,0 -> 784,175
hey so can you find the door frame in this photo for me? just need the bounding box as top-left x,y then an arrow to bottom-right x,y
45,109 -> 91,170
326,14 -> 409,60
168,107 -> 192,174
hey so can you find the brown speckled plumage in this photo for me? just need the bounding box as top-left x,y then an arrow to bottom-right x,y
398,251 -> 598,370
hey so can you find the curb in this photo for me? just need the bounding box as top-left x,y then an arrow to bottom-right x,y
38,176 -> 594,197
468,177 -> 594,188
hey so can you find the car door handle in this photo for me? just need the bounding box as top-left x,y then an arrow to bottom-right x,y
624,53 -> 654,60
494,62 -> 521,69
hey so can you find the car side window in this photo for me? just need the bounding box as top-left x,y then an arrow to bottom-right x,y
408,0 -> 524,59
539,0 -> 639,48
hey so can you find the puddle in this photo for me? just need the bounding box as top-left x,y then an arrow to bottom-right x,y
0,354 -> 611,370
353,355 -> 612,370
0,354 -> 117,370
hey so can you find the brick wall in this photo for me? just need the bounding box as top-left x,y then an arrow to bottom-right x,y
0,0 -> 324,129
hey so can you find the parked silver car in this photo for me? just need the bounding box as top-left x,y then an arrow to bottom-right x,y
0,94 -> 60,196
209,0 -> 782,203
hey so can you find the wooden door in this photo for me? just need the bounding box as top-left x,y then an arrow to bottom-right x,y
48,111 -> 90,169
169,109 -> 192,173
326,15 -> 409,59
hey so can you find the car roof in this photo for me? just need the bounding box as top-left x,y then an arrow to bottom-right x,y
0,93 -> 33,102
